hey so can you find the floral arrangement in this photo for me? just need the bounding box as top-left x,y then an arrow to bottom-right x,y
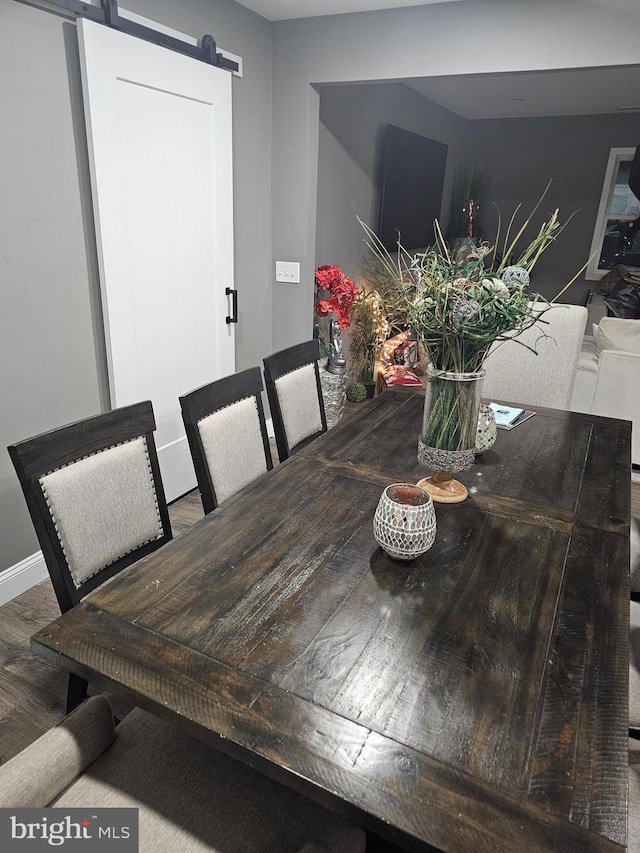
313,264 -> 358,360
358,187 -> 583,375
358,187 -> 585,460
314,265 -> 358,330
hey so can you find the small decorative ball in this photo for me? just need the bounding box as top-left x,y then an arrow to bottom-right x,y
501,265 -> 530,288
346,382 -> 368,403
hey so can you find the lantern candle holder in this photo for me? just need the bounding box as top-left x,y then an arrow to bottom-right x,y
373,483 -> 437,561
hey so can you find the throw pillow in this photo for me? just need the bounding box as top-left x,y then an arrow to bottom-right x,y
596,317 -> 640,356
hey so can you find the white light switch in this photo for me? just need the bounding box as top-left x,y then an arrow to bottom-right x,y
275,261 -> 300,283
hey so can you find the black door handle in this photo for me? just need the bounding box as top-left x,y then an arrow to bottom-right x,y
225,287 -> 238,324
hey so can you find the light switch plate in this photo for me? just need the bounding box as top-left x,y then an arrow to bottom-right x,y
275,261 -> 300,283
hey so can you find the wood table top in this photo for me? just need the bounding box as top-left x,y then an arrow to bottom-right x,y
32,390 -> 632,852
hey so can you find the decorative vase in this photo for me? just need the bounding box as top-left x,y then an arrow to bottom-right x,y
475,403 -> 497,455
417,364 -> 485,504
318,361 -> 346,429
373,483 -> 437,561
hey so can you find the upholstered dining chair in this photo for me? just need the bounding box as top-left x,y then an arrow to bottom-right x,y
481,303 -> 588,410
263,340 -> 327,461
0,695 -> 367,853
179,367 -> 273,514
8,402 -> 172,712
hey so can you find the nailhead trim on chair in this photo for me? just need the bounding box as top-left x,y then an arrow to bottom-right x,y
39,435 -> 163,587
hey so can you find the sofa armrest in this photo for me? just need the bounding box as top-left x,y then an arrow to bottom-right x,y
0,695 -> 115,807
592,348 -> 640,465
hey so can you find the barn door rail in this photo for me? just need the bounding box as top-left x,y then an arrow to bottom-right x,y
14,0 -> 239,72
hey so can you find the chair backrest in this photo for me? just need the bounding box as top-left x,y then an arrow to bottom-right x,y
8,401 -> 172,614
482,303 -> 588,410
179,367 -> 273,514
263,340 -> 327,461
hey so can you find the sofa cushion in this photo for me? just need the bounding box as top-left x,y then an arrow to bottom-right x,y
596,317 -> 640,356
578,335 -> 599,373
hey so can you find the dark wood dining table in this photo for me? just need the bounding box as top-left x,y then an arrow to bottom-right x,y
32,389 -> 632,853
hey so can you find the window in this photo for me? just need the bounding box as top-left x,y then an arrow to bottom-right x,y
586,147 -> 640,280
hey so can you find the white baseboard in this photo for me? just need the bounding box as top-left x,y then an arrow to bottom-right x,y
0,551 -> 48,607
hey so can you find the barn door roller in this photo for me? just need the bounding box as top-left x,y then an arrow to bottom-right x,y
14,0 -> 239,72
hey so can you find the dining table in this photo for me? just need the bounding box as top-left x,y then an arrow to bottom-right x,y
31,388 -> 632,853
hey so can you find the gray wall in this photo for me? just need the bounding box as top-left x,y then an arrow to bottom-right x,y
0,0 -> 272,573
1,1 -> 106,570
272,0 -> 640,352
316,82 -> 468,281
469,113 -> 640,304
316,84 -> 640,306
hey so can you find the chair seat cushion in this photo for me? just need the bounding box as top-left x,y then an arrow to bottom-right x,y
53,708 -> 365,853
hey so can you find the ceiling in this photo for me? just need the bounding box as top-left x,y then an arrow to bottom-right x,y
233,0 -> 460,21
405,67 -> 640,119
233,0 -> 640,120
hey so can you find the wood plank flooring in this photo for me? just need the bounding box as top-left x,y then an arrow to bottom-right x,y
0,433 -> 638,773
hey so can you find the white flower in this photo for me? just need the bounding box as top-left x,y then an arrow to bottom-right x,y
481,277 -> 510,299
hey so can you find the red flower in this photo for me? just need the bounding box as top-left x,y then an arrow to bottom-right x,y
314,265 -> 357,330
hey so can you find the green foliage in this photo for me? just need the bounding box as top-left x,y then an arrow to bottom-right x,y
346,382 -> 368,403
349,291 -> 389,382
359,251 -> 406,333
358,186 -> 587,374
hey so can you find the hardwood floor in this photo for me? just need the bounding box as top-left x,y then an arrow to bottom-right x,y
1,448 -> 638,774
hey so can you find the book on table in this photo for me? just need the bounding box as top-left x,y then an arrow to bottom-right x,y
488,403 -> 536,430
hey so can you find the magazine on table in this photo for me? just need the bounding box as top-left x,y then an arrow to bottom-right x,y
488,403 -> 536,430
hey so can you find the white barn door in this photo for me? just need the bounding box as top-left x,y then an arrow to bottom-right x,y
78,18 -> 235,501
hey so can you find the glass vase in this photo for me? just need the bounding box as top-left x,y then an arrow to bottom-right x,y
319,366 -> 346,429
417,364 -> 485,503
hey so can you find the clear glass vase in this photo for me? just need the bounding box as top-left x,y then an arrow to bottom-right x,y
417,364 -> 485,476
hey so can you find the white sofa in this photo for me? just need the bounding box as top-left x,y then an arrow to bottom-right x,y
569,316 -> 640,466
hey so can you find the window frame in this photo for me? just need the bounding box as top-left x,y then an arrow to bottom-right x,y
586,147 -> 639,281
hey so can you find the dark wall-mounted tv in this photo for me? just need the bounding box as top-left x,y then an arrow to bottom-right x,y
378,125 -> 448,251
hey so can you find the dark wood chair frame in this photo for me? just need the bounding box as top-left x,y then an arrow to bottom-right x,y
8,400 -> 172,712
179,367 -> 273,515
263,340 -> 327,462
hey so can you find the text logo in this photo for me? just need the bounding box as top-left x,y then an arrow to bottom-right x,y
0,809 -> 138,851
